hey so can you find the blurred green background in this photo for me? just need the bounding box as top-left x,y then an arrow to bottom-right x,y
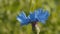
0,0 -> 60,34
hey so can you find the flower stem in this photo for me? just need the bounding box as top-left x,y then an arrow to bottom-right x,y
31,22 -> 40,34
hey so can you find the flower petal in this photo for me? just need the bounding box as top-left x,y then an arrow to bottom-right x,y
36,9 -> 50,23
17,12 -> 30,26
28,11 -> 38,22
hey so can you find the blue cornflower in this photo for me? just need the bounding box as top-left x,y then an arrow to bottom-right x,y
17,9 -> 50,26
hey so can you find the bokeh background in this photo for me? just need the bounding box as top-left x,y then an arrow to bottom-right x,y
0,0 -> 60,34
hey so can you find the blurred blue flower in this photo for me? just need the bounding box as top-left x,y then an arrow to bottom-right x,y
17,9 -> 50,26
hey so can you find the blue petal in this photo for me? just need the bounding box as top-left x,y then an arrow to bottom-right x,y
28,11 -> 38,22
17,12 -> 30,26
36,9 -> 50,23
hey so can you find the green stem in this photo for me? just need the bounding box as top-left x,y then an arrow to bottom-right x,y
32,22 -> 40,34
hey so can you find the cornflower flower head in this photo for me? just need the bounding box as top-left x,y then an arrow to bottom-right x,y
17,9 -> 50,26
17,9 -> 50,34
